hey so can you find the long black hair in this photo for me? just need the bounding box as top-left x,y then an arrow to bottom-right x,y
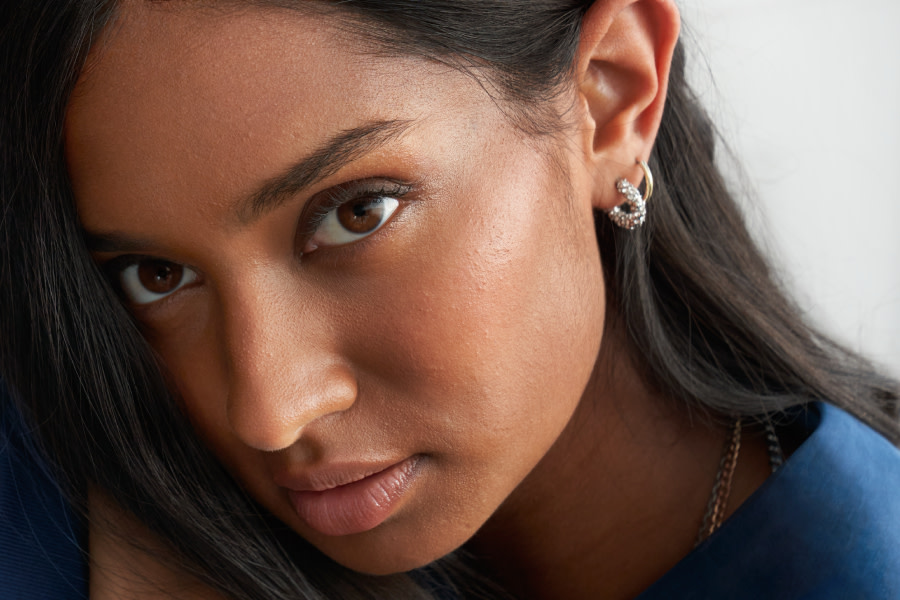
1,1 -> 897,599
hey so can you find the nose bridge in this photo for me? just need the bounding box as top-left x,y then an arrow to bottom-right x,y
222,273 -> 356,452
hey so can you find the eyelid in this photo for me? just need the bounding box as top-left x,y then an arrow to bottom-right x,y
304,179 -> 412,232
101,254 -> 201,305
298,178 -> 413,249
101,253 -> 163,278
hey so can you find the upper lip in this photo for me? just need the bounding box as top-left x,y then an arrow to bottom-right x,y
272,457 -> 415,492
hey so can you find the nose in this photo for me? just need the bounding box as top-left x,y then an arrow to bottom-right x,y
222,279 -> 357,452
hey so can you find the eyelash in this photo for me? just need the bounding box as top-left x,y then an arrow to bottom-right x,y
301,179 -> 412,240
100,178 -> 414,305
102,253 -> 197,293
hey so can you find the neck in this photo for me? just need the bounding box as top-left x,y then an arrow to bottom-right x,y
465,335 -> 770,600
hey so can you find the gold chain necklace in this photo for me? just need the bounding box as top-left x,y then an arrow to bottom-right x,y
695,418 -> 784,546
696,419 -> 742,544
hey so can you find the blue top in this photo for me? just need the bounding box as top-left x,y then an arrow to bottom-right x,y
2,391 -> 899,599
637,403 -> 900,599
0,394 -> 86,599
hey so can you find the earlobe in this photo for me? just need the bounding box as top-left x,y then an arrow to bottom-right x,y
573,0 -> 680,211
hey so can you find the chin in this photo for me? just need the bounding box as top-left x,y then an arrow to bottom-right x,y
322,543 -> 449,576
309,522 -> 475,577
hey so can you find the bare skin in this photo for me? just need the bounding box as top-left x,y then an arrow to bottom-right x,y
68,0 -> 772,598
467,323 -> 774,600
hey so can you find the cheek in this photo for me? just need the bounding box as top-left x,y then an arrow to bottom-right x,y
351,150 -> 605,464
305,151 -> 607,570
148,304 -> 234,452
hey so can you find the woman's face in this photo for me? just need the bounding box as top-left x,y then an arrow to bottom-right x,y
67,2 -> 606,574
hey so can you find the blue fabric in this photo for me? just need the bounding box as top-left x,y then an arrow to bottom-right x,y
638,403 -> 900,599
0,389 -> 87,599
1,392 -> 898,599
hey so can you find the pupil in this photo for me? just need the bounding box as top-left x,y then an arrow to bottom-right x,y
138,260 -> 183,294
338,199 -> 383,234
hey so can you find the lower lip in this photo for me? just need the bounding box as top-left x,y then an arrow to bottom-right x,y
288,456 -> 421,537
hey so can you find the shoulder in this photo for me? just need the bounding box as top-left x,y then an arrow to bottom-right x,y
639,402 -> 900,600
0,385 -> 87,599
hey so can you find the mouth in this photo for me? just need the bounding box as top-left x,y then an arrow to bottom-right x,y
282,455 -> 423,537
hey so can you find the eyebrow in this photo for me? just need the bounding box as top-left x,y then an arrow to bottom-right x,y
83,118 -> 414,252
238,118 -> 413,224
83,231 -> 158,253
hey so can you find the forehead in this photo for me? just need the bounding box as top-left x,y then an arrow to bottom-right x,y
65,1 -> 478,231
69,1 -> 388,129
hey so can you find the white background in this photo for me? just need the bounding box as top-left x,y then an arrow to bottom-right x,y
680,0 -> 900,376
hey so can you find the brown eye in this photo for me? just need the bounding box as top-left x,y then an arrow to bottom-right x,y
138,260 -> 184,294
336,199 -> 388,234
305,195 -> 400,252
118,259 -> 199,305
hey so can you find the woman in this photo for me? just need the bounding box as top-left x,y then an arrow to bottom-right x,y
1,0 -> 898,598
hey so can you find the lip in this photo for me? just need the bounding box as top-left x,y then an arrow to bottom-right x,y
282,456 -> 422,537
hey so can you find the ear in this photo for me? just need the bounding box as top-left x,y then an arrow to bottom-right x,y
573,0 -> 680,211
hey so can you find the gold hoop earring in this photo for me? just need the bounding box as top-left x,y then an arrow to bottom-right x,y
607,160 -> 653,230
